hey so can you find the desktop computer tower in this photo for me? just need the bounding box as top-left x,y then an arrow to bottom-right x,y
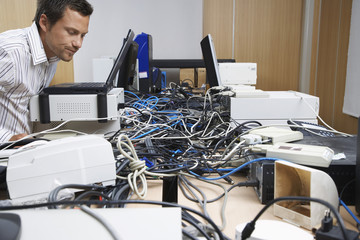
134,33 -> 153,93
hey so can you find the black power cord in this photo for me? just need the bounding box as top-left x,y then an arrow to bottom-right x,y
241,196 -> 354,240
316,210 -> 359,240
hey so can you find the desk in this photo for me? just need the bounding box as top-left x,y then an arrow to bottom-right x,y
130,173 -> 358,239
2,88 -> 359,239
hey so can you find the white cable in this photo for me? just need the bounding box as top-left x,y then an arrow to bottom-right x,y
116,134 -> 147,199
222,140 -> 246,161
291,91 -> 352,137
1,115 -> 120,151
116,134 -> 178,199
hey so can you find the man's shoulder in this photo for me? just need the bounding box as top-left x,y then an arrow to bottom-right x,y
0,27 -> 30,53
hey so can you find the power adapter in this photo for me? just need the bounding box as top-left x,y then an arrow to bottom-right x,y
315,210 -> 359,240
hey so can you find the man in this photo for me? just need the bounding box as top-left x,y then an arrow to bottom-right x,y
0,0 -> 93,143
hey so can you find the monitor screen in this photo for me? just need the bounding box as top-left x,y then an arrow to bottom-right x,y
356,117 -> 360,214
117,41 -> 139,90
200,34 -> 222,87
106,29 -> 135,88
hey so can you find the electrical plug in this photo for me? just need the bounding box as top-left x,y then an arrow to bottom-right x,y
315,210 -> 360,240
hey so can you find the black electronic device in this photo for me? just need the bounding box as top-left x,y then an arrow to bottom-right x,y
0,213 -> 21,240
251,135 -> 357,205
117,41 -> 139,91
43,29 -> 135,94
356,118 -> 360,214
288,120 -> 336,137
200,34 -> 222,88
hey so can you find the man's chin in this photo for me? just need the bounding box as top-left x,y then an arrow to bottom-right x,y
60,55 -> 73,62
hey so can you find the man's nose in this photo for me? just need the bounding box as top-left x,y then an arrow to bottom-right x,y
72,36 -> 83,49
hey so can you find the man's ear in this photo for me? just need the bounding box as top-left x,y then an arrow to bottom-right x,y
38,14 -> 49,33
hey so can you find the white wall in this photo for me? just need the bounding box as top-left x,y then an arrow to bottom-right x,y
343,0 -> 360,117
74,0 -> 203,82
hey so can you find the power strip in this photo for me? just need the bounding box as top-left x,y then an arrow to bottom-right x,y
250,142 -> 334,167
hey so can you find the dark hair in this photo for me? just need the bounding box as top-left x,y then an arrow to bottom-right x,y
34,0 -> 93,29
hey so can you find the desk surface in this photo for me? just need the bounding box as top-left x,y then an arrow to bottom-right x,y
129,173 -> 358,239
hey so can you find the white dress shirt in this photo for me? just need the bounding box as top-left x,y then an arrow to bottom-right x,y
0,22 -> 59,142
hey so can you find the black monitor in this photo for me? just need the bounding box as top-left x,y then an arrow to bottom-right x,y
200,34 -> 222,88
356,117 -> 360,214
108,29 -> 135,89
117,41 -> 139,90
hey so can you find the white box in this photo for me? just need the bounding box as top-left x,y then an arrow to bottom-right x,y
6,135 -> 116,202
92,57 -> 115,83
8,208 -> 182,240
29,88 -> 124,122
219,62 -> 257,86
230,91 -> 319,125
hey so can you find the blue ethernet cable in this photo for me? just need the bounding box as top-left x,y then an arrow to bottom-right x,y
340,199 -> 360,225
189,157 -> 280,181
124,90 -> 141,100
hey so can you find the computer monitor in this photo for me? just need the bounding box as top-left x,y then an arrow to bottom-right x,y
117,41 -> 139,90
356,117 -> 360,214
108,29 -> 135,89
200,34 -> 222,87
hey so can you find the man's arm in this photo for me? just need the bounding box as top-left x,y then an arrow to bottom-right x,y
0,46 -> 27,143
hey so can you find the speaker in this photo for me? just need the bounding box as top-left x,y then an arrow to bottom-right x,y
274,160 -> 339,230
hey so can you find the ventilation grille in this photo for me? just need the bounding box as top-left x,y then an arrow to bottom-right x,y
56,102 -> 92,114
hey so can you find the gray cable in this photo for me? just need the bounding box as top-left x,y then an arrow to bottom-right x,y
80,205 -> 123,240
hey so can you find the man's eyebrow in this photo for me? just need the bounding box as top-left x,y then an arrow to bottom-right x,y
65,27 -> 88,34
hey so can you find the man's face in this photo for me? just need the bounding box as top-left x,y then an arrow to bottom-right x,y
40,7 -> 90,62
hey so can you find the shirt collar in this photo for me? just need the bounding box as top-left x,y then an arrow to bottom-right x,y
27,22 -> 60,65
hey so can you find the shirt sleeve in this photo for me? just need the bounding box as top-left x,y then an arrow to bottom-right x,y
0,129 -> 12,143
0,46 -> 16,143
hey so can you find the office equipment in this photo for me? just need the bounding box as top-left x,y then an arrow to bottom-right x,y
274,160 -> 339,230
250,135 -> 357,205
134,32 -> 153,93
288,120 -> 336,137
0,213 -> 21,240
117,41 -> 139,90
43,29 -> 134,94
29,88 -> 124,134
7,208 -> 182,240
235,219 -> 313,240
92,57 -> 115,83
230,91 -> 319,125
200,34 -> 319,125
30,88 -> 124,122
356,117 -> 360,214
251,142 -> 334,167
249,127 -> 304,143
200,34 -> 222,88
6,135 -> 116,202
218,62 -> 257,87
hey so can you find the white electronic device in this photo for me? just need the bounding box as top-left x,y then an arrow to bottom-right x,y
249,127 -> 304,143
30,88 -> 124,121
92,57 -> 115,83
6,135 -> 116,202
230,91 -> 319,126
29,88 -> 124,134
7,208 -> 182,240
218,62 -> 257,86
250,142 -> 334,167
235,220 -> 313,240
